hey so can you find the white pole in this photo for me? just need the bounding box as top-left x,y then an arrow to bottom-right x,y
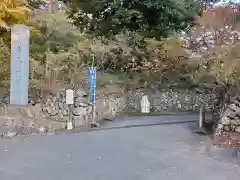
67,104 -> 73,130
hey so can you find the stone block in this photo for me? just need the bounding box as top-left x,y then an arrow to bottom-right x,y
74,97 -> 90,107
73,107 -> 87,116
221,115 -> 231,125
73,116 -> 86,127
224,108 -> 237,118
229,104 -> 240,112
223,125 -> 230,131
235,126 -> 240,133
231,119 -> 240,125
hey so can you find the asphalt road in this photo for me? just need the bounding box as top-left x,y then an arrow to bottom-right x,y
0,115 -> 240,180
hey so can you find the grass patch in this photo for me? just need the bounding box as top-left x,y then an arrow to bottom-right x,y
96,72 -> 125,95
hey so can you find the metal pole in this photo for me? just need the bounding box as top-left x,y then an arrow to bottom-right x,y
199,104 -> 203,129
92,67 -> 96,125
92,102 -> 96,124
89,66 -> 97,127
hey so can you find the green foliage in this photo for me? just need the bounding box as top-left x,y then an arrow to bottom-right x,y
0,0 -> 30,30
195,43 -> 240,90
63,0 -> 203,39
0,0 -> 204,93
0,2 -> 209,94
29,10 -> 82,53
0,38 -> 10,86
28,0 -> 46,9
29,11 -> 87,88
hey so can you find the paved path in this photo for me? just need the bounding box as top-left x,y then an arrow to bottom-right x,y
0,115 -> 240,180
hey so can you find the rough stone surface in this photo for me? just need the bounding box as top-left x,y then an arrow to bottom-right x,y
127,89 -> 216,112
0,87 -> 217,137
235,126 -> 240,133
0,89 -> 126,137
215,96 -> 240,136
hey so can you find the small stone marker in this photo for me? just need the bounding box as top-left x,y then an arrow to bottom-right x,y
141,95 -> 150,113
66,89 -> 74,130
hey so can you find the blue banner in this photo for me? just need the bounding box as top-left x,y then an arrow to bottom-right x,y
10,25 -> 29,106
89,67 -> 96,105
